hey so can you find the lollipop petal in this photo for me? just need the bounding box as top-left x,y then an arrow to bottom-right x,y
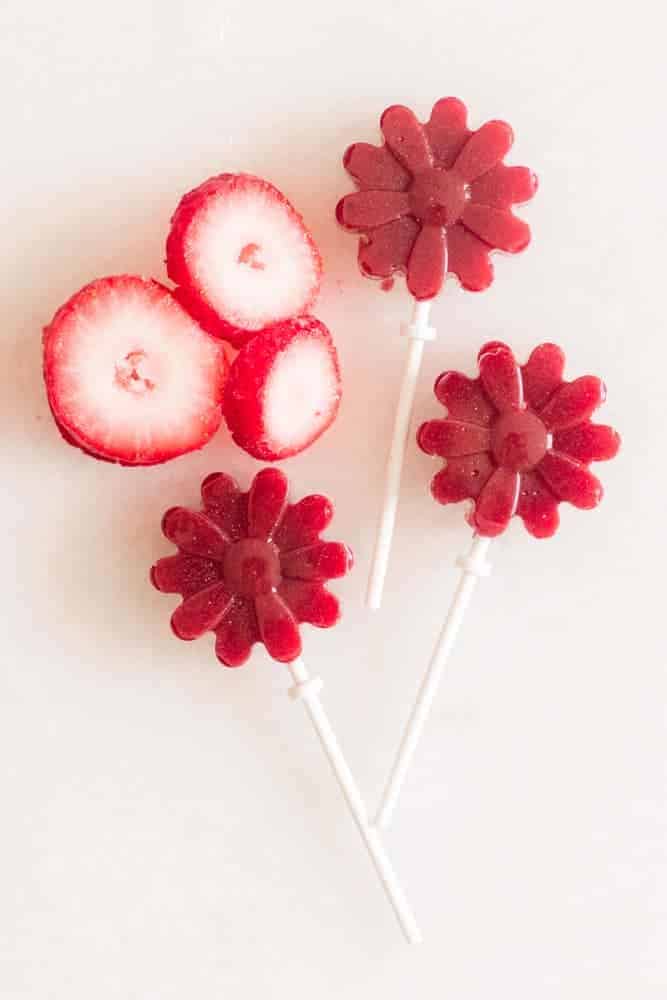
470,164 -> 538,209
215,597 -> 259,667
446,224 -> 494,291
461,204 -> 530,253
201,473 -> 248,540
358,217 -> 420,278
417,419 -> 491,458
273,495 -> 334,552
337,190 -> 411,230
430,453 -> 495,504
478,342 -> 522,411
280,542 -> 353,582
472,466 -> 521,536
407,223 -> 446,300
343,142 -> 411,191
255,592 -> 302,662
151,554 -> 220,597
517,471 -> 560,539
171,582 -> 234,640
381,105 -> 432,173
425,97 -> 470,168
162,507 -> 230,559
247,468 -> 289,541
537,452 -> 603,508
522,344 -> 566,410
279,580 -> 341,628
434,371 -> 495,426
453,120 -> 514,184
540,377 -> 606,430
552,423 -> 621,463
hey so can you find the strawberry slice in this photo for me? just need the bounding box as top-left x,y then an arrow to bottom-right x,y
43,275 -> 227,466
223,316 -> 341,461
166,173 -> 322,348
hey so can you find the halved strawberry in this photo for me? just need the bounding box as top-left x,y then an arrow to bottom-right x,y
43,275 -> 228,466
223,316 -> 341,461
166,173 -> 322,348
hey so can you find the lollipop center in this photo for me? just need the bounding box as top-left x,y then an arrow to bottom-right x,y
409,168 -> 467,226
223,538 -> 281,597
491,409 -> 548,472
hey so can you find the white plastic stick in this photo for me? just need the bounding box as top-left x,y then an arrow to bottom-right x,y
376,535 -> 492,829
366,299 -> 435,610
286,656 -> 422,944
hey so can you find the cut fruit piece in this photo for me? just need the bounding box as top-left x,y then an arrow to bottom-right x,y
167,173 -> 323,348
223,316 -> 341,461
43,275 -> 227,466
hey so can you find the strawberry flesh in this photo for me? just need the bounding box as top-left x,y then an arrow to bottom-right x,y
43,275 -> 227,466
167,173 -> 322,348
223,316 -> 341,461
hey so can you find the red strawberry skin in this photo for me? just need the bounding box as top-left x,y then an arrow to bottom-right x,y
166,173 -> 323,348
43,275 -> 228,466
223,316 -> 341,461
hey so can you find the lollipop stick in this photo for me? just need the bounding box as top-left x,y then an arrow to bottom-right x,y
376,535 -> 492,829
286,656 -> 422,944
366,299 -> 435,610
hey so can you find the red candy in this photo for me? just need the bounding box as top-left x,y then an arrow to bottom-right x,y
418,342 -> 620,538
336,98 -> 537,299
151,468 -> 353,666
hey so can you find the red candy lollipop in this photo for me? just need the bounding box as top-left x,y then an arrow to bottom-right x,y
418,341 -> 620,537
376,342 -> 620,827
152,467 -> 351,664
337,98 -> 537,607
151,468 -> 420,943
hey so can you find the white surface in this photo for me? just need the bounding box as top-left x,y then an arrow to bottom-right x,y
366,300 -> 430,609
286,658 -> 421,943
1,0 -> 665,996
377,535 -> 492,827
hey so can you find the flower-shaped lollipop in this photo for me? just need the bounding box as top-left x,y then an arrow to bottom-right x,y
151,468 -> 352,665
336,98 -> 537,608
376,342 -> 620,829
337,99 -> 537,299
418,341 -> 620,537
151,468 -> 420,943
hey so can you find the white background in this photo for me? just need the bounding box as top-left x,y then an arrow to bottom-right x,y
1,0 -> 665,996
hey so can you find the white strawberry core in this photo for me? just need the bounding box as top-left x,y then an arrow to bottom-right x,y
114,350 -> 157,394
188,184 -> 318,330
263,336 -> 338,451
52,281 -> 223,459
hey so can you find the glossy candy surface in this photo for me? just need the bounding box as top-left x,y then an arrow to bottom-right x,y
418,341 -> 620,537
151,468 -> 353,665
336,98 -> 537,300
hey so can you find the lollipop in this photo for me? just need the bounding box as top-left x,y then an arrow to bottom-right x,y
337,98 -> 537,607
151,467 -> 421,942
376,341 -> 620,827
